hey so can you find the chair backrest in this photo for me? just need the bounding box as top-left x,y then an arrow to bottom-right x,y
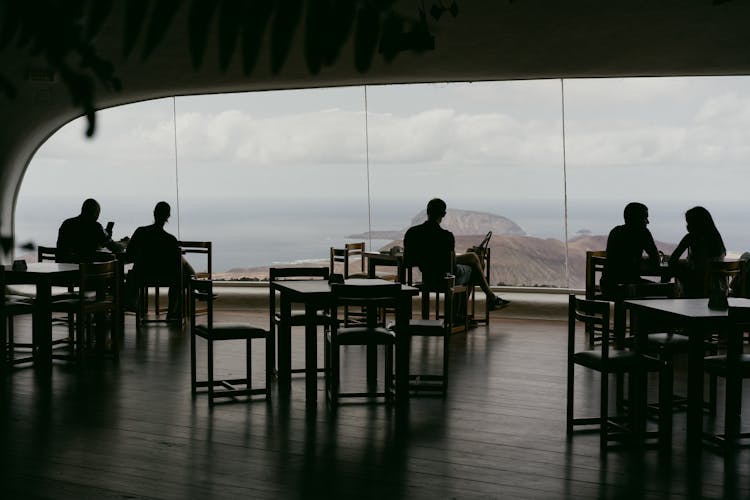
78,260 -> 119,302
179,241 -> 212,279
268,266 -> 330,322
189,278 -> 214,328
707,259 -> 745,298
585,251 -> 607,300
37,246 -> 57,262
269,266 -> 329,281
568,295 -> 612,359
616,281 -> 677,300
331,282 -> 400,326
330,242 -> 366,278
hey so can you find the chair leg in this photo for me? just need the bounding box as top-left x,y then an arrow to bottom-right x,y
190,331 -> 197,396
659,361 -> 673,447
251,338 -> 253,398
207,338 -> 214,406
600,371 -> 609,452
566,358 -> 574,436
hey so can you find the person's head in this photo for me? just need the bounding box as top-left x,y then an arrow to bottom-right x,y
623,202 -> 649,227
426,198 -> 447,222
153,201 -> 171,225
685,206 -> 716,235
80,198 -> 100,221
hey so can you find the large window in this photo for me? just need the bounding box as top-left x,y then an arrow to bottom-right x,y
15,77 -> 750,288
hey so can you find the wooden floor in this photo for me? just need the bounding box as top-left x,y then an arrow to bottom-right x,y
2,306 -> 750,499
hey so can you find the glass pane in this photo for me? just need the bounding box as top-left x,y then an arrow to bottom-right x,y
564,76 -> 750,288
365,81 -> 567,287
15,99 -> 177,255
174,87 -> 368,278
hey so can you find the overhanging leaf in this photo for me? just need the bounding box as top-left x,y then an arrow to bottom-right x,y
142,0 -> 184,61
188,0 -> 220,69
270,0 -> 302,74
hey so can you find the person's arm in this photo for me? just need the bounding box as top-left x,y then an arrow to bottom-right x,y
642,229 -> 660,268
668,234 -> 690,268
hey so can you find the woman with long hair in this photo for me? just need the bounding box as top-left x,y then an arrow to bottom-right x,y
668,206 -> 726,297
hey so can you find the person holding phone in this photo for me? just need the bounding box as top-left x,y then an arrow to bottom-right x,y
56,198 -> 123,263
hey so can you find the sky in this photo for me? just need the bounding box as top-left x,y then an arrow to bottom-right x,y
14,75 -> 750,263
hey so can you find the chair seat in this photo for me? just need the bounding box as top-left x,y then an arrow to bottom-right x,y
704,354 -> 750,377
573,349 -> 660,372
276,310 -> 333,326
409,318 -> 446,336
334,326 -> 395,345
647,332 -> 690,348
5,298 -> 34,314
50,297 -> 114,312
195,323 -> 268,341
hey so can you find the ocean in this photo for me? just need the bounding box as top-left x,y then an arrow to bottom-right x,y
13,196 -> 750,273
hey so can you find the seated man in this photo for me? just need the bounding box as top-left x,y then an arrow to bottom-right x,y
599,201 -> 660,299
56,198 -> 122,263
404,198 -> 510,311
125,201 -> 194,319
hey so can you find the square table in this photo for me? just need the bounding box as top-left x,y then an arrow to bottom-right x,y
5,262 -> 80,369
270,278 -> 418,405
625,297 -> 750,449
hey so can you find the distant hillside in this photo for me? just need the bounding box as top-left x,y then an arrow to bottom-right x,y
348,208 -> 525,240
225,208 -> 678,288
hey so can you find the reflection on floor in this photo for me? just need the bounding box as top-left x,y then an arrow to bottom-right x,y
1,306 -> 749,499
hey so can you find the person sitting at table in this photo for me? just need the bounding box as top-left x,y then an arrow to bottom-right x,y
404,197 -> 510,310
599,201 -> 661,299
125,201 -> 194,319
668,205 -> 726,298
56,198 -> 123,263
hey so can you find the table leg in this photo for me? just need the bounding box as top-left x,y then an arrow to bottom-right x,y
33,282 -> 52,370
395,293 -> 411,405
305,302 -> 317,405
278,294 -> 292,391
686,323 -> 704,452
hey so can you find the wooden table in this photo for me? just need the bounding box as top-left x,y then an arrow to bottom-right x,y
5,262 -> 79,370
270,278 -> 418,405
625,297 -> 750,450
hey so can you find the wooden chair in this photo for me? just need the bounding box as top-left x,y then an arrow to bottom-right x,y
49,260 -> 120,360
133,247 -> 184,327
0,267 -> 34,371
585,251 -> 607,300
703,306 -> 750,451
705,259 -> 744,298
329,242 -> 368,279
269,266 -> 332,378
325,282 -> 400,407
179,240 -> 212,279
407,252 -> 469,335
37,246 -> 57,262
567,295 -> 668,451
330,242 -> 369,325
189,278 -> 270,405
408,275 -> 454,396
615,282 -> 691,425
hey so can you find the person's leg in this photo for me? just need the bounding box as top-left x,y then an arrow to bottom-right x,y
456,252 -> 510,309
456,252 -> 493,297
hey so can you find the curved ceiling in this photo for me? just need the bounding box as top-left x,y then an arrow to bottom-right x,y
1,0 -> 750,256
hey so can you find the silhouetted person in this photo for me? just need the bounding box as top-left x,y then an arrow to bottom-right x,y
126,201 -> 194,319
668,206 -> 726,298
404,198 -> 510,310
56,198 -> 122,263
600,202 -> 660,299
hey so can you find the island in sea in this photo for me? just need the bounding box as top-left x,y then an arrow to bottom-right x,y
214,208 -> 678,289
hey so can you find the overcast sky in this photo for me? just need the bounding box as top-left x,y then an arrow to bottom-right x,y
16,75 -> 750,253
